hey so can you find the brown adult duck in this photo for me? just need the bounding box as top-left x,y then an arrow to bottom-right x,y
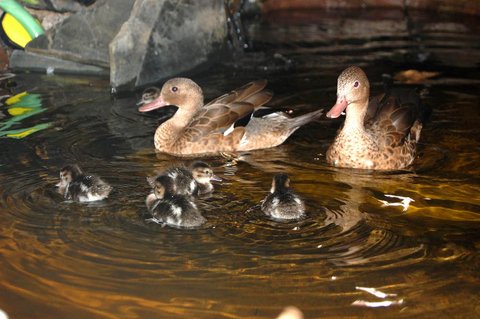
326,66 -> 426,170
138,78 -> 324,156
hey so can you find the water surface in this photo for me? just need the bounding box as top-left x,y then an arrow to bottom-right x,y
0,8 -> 479,319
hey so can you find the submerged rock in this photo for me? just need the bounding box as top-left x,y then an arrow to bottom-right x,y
9,50 -> 108,75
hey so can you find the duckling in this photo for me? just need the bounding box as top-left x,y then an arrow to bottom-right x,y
190,161 -> 222,195
56,164 -> 112,202
148,161 -> 221,196
261,173 -> 305,220
145,175 -> 206,228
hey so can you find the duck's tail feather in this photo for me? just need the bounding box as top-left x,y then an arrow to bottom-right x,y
289,108 -> 324,129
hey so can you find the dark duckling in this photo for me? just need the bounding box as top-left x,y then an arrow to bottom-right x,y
148,161 -> 221,197
145,175 -> 206,228
261,173 -> 305,220
56,164 -> 112,202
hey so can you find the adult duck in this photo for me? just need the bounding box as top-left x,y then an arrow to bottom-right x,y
138,78 -> 324,156
326,66 -> 426,170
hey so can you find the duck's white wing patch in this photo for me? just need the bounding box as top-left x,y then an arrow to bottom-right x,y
223,123 -> 235,136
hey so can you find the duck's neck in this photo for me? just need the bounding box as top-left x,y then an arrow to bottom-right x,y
154,105 -> 199,151
343,99 -> 368,133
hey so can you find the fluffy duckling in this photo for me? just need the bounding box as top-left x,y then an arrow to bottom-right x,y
148,161 -> 221,196
56,164 -> 112,202
190,161 -> 222,194
261,173 -> 305,220
145,175 -> 206,228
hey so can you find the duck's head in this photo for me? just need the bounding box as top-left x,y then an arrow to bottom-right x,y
146,175 -> 176,209
138,78 -> 203,113
152,175 -> 176,199
271,173 -> 290,194
56,164 -> 83,187
327,66 -> 370,119
191,161 -> 222,185
136,87 -> 160,106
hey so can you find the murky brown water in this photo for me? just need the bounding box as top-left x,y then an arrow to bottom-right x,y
1,8 -> 479,319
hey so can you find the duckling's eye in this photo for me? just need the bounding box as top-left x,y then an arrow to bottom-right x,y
171,86 -> 178,93
353,81 -> 359,88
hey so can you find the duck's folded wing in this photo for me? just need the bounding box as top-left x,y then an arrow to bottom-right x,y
205,80 -> 271,106
184,101 -> 255,142
368,91 -> 420,146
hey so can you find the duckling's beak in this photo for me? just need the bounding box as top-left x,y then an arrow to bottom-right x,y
138,97 -> 169,112
326,96 -> 348,119
210,174 -> 222,182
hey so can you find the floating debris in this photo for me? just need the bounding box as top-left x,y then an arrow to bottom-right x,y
394,69 -> 440,84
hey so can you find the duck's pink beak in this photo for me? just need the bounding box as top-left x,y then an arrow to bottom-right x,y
138,97 -> 169,112
326,96 -> 348,119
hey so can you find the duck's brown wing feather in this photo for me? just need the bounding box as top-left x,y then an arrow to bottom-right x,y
183,101 -> 254,142
205,80 -> 270,107
367,89 -> 422,147
183,80 -> 274,143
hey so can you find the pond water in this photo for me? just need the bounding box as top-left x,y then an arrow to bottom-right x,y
1,8 -> 479,319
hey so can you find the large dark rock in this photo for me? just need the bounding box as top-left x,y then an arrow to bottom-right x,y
110,0 -> 227,89
25,0 -> 135,68
11,0 -> 228,90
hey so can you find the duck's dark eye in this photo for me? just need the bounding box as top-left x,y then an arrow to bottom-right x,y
353,81 -> 359,88
172,86 -> 178,92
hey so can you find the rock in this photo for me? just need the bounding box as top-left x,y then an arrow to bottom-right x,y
9,50 -> 108,75
25,0 -> 135,68
26,8 -> 71,31
109,0 -> 227,89
18,0 -> 91,13
11,0 -> 228,90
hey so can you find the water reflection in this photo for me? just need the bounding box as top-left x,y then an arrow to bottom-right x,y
0,7 -> 479,319
0,91 -> 51,138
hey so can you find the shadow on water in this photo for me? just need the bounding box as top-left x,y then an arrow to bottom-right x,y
0,8 -> 479,319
